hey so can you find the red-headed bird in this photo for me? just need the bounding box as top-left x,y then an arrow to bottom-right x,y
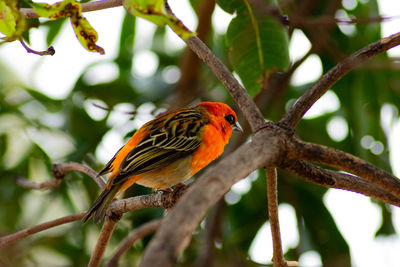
83,102 -> 242,224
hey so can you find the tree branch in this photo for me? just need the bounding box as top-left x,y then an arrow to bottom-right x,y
106,219 -> 162,267
292,139 -> 400,198
14,175 -> 62,190
20,0 -> 123,19
281,32 -> 400,128
53,162 -> 105,189
14,162 -> 104,190
89,216 -> 119,267
284,160 -> 400,207
265,167 -> 287,267
0,212 -> 86,248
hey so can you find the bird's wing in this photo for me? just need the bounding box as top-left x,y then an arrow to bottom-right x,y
98,146 -> 124,176
111,108 -> 208,185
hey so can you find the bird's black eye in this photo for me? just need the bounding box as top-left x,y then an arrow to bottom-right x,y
224,114 -> 236,125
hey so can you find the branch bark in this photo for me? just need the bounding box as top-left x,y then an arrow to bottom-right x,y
14,162 -> 105,191
281,32 -> 400,128
284,160 -> 400,207
265,168 -> 287,267
0,212 -> 86,248
53,162 -> 105,189
292,139 -> 400,198
89,216 -> 119,267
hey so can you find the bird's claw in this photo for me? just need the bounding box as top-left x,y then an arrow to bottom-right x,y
160,183 -> 189,210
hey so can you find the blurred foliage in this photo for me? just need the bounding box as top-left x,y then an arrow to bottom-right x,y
0,0 -> 400,266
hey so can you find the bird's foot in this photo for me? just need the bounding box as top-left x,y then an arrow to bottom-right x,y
161,183 -> 189,210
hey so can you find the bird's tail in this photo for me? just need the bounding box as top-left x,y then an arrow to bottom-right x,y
83,185 -> 121,224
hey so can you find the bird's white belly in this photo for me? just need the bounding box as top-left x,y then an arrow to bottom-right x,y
135,156 -> 193,189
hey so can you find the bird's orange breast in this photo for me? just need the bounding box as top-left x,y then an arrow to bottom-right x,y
189,123 -> 229,175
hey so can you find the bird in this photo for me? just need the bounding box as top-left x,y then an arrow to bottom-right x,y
83,101 -> 242,224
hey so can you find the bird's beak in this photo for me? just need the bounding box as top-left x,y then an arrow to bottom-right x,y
233,121 -> 243,132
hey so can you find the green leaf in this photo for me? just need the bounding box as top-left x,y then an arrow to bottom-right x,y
226,0 -> 289,96
27,0 -> 105,54
123,0 -> 195,40
45,18 -> 66,46
0,0 -> 27,41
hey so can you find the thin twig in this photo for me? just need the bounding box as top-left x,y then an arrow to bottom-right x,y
281,32 -> 400,128
14,175 -> 62,190
53,162 -> 105,190
20,0 -> 123,19
89,216 -> 120,267
284,160 -> 400,207
0,212 -> 85,248
265,168 -> 287,267
19,37 -> 55,56
292,139 -> 400,198
106,219 -> 162,267
14,162 -> 104,190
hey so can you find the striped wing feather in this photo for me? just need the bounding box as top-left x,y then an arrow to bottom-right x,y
111,108 -> 208,185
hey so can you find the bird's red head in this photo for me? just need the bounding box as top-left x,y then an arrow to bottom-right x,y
197,102 -> 235,118
197,102 -> 242,136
